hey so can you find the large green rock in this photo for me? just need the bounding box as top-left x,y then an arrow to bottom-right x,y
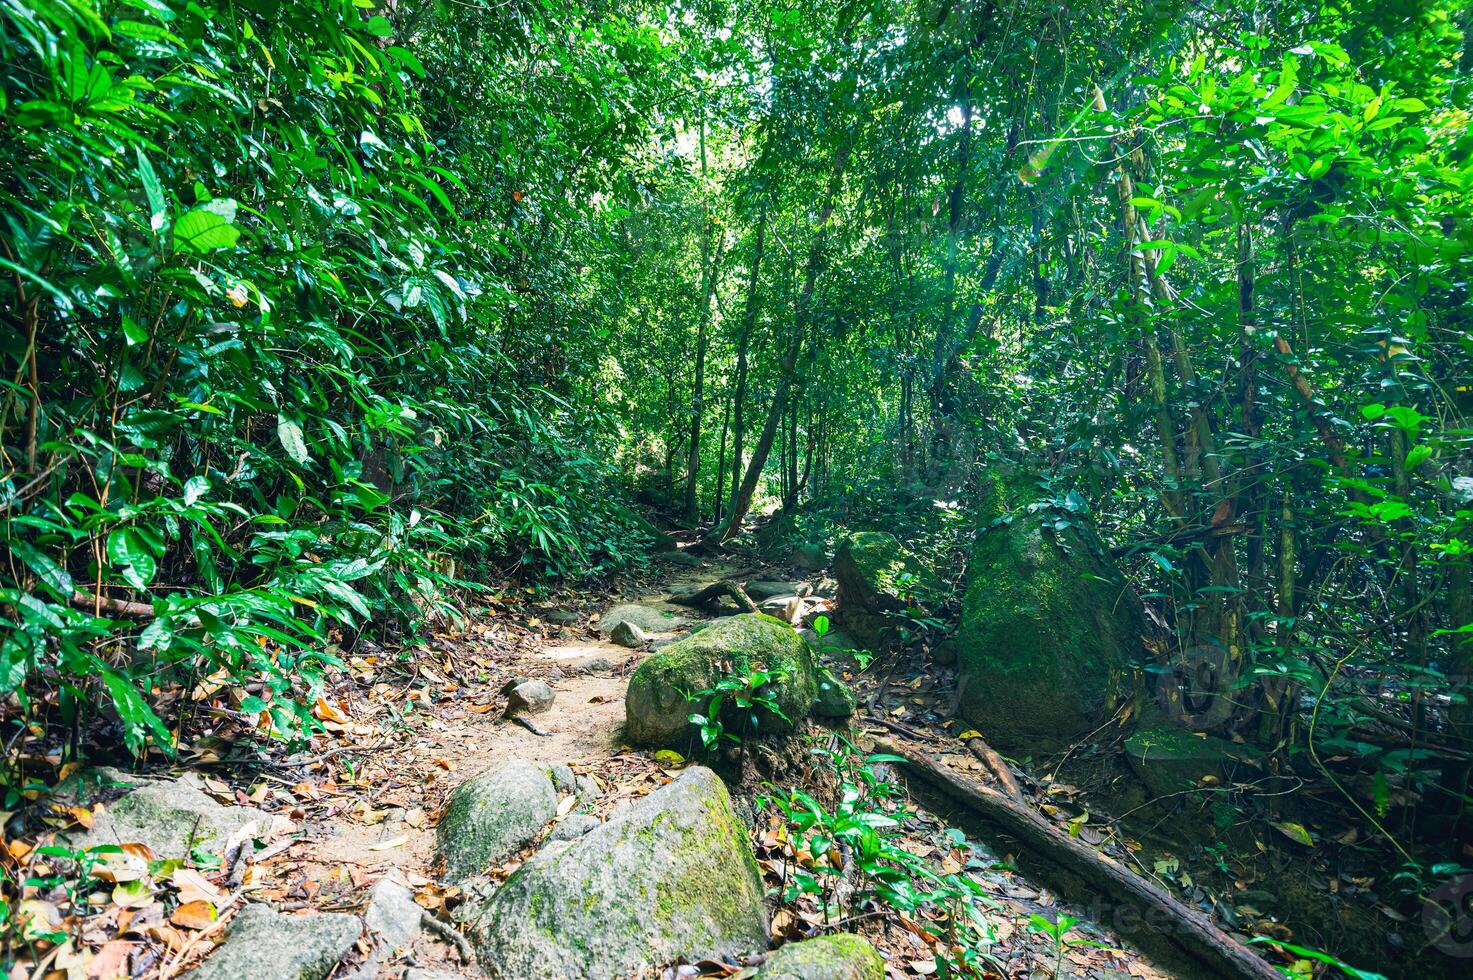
625,613 -> 819,748
956,474 -> 1143,750
833,532 -> 937,651
1124,726 -> 1260,799
436,760 -> 557,882
760,934 -> 885,979
466,766 -> 768,978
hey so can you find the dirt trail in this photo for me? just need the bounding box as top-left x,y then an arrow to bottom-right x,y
279,559 -> 738,976
249,554 -> 1176,980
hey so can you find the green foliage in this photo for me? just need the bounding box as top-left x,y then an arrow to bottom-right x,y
0,0 -> 671,759
685,663 -> 791,751
760,736 -> 1002,979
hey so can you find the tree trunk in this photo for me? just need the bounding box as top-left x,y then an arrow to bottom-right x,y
710,142 -> 850,544
683,116 -> 717,524
727,207 -> 766,517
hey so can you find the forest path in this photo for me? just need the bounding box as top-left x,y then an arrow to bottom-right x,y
236,551 -> 1177,980
270,555 -> 737,977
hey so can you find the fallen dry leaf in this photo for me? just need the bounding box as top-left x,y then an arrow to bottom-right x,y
369,835 -> 408,851
170,900 -> 218,930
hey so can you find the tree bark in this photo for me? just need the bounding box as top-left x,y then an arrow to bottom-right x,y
709,141 -> 850,545
876,740 -> 1282,980
727,207 -> 766,517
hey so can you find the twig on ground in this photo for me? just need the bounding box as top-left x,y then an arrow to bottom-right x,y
421,911 -> 476,963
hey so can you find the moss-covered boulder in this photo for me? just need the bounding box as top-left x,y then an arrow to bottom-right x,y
833,532 -> 937,650
956,473 -> 1143,751
1124,726 -> 1260,799
466,766 -> 767,978
436,760 -> 557,882
625,614 -> 819,747
813,668 -> 857,720
185,904 -> 361,980
760,934 -> 885,979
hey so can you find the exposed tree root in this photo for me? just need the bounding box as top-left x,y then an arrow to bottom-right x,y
668,580 -> 759,614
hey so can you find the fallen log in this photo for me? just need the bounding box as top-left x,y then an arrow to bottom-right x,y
962,734 -> 1025,802
70,590 -> 156,620
874,739 -> 1281,980
668,581 -> 759,614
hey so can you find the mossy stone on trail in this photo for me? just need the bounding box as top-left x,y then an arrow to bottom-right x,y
1124,726 -> 1259,799
833,531 -> 937,651
760,934 -> 885,979
956,472 -> 1143,751
598,602 -> 687,635
625,613 -> 819,748
67,770 -> 268,860
466,766 -> 767,978
436,760 -> 557,882
184,904 -> 361,980
812,667 -> 857,719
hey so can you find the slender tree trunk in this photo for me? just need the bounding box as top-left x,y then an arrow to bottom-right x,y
683,116 -> 717,524
727,208 -> 766,516
711,142 -> 850,544
713,389 -> 731,524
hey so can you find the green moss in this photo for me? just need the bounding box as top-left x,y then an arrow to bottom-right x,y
832,532 -> 938,652
1124,725 -> 1261,798
625,614 -> 818,748
812,668 -> 856,719
955,471 -> 1142,750
760,934 -> 884,979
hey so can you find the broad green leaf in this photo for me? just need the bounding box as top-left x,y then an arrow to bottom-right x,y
277,415 -> 311,465
107,528 -> 157,590
174,201 -> 239,253
136,147 -> 166,233
9,541 -> 73,597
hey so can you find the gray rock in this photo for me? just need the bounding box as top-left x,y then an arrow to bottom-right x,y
503,679 -> 555,715
790,543 -> 828,572
545,608 -> 581,626
574,774 -> 603,801
544,763 -> 576,794
68,772 -> 268,860
467,767 -> 767,978
747,580 -> 809,600
660,549 -> 704,567
403,972 -> 462,980
437,760 -> 557,881
812,668 -> 857,719
610,619 -> 650,648
574,655 -> 615,672
597,603 -> 686,635
185,903 -> 360,980
364,877 -> 422,950
547,813 -> 599,841
760,934 -> 884,979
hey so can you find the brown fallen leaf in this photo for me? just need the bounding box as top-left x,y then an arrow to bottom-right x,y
170,900 -> 218,930
170,868 -> 224,906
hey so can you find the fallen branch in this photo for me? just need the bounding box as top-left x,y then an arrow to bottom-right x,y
421,910 -> 476,963
962,734 -> 1025,802
874,740 -> 1281,980
69,590 -> 156,620
668,580 -> 759,614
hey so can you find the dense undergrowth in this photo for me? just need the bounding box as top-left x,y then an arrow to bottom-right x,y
0,0 -> 667,764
